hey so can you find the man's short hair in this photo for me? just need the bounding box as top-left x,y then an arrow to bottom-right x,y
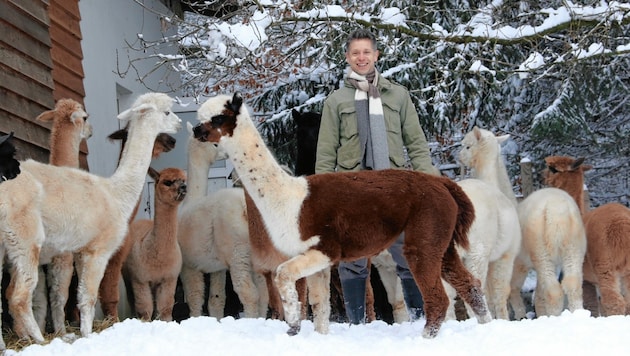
345,29 -> 377,52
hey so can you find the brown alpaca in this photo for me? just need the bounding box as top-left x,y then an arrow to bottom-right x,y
32,99 -> 92,335
192,93 -> 491,338
122,167 -> 186,321
98,129 -> 176,320
544,156 -> 630,316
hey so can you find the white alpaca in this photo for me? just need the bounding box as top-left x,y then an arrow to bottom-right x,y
123,167 -> 187,321
459,126 -> 585,319
445,179 -> 521,320
0,93 -> 181,345
178,123 -> 268,319
32,98 -> 92,335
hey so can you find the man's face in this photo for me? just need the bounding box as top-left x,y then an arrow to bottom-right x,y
345,38 -> 379,76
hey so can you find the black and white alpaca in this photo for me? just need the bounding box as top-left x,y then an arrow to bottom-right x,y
192,93 -> 491,338
0,132 -> 20,183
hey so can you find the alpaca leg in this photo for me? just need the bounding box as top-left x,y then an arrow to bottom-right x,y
582,280 -> 600,316
180,265 -> 205,317
48,252 -> 74,334
461,254 -> 490,320
365,266 -> 376,323
486,253 -> 516,320
439,245 -> 491,326
441,280 -> 459,320
5,222 -> 46,343
229,263 -> 260,318
622,276 -> 630,315
532,259 -> 563,316
33,267 -> 48,333
74,251 -> 112,336
208,270 -> 227,318
372,252 -> 409,323
0,250 -> 5,351
155,278 -> 178,321
596,273 -> 625,316
274,249 -> 332,335
509,257 -> 529,319
98,236 -> 132,320
296,277 -> 309,320
130,280 -> 153,321
253,272 -> 269,317
560,260 -> 584,313
306,267 -> 331,334
264,271 -> 284,320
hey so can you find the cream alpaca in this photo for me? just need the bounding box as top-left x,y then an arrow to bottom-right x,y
0,93 -> 181,346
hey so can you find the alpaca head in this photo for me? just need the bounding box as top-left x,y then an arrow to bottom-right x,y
148,166 -> 187,205
117,93 -> 181,136
0,132 -> 20,182
36,98 -> 93,140
544,156 -> 592,191
186,121 -> 227,164
193,92 -> 244,143
458,126 -> 509,169
109,128 -> 177,160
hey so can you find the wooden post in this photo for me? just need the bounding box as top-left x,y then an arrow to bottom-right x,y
520,160 -> 534,199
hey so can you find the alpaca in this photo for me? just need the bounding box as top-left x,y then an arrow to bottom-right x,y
98,127 -> 176,320
32,98 -> 92,335
178,121 -> 268,320
448,179 -> 522,320
122,167 -> 187,321
192,93 -> 491,338
459,127 -> 585,319
292,108 -> 408,323
0,92 -> 181,345
544,156 -> 630,316
0,131 -> 20,183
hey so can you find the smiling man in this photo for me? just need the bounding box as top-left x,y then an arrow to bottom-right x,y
315,28 -> 439,325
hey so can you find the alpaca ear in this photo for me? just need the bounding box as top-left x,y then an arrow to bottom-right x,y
0,131 -> 15,145
108,129 -> 128,142
496,134 -> 510,144
147,167 -> 160,181
473,126 -> 481,141
36,109 -> 56,122
117,103 -> 157,120
229,92 -> 243,114
117,108 -> 134,121
186,121 -> 194,135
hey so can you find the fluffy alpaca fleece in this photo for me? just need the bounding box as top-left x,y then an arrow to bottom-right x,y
0,132 -> 20,183
292,108 -> 408,323
449,179 -> 521,320
122,167 -> 187,321
459,127 -> 585,318
0,92 -> 181,346
178,121 -> 268,319
192,93 -> 491,338
98,128 -> 176,320
31,98 -> 92,334
545,156 -> 630,316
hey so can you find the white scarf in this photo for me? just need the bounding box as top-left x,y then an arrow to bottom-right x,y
347,70 -> 389,170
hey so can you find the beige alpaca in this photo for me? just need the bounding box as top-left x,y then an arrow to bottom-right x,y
0,92 -> 181,346
544,156 -> 630,316
178,123 -> 268,319
98,128 -> 176,320
123,167 -> 186,321
31,99 -> 92,335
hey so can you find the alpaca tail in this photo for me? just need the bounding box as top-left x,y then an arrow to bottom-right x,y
443,178 -> 474,250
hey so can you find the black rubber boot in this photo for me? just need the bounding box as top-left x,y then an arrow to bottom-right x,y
401,278 -> 424,321
341,278 -> 367,324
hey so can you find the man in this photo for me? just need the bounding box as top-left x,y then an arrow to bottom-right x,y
315,28 -> 439,324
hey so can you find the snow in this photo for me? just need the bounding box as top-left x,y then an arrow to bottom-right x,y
8,310 -> 630,355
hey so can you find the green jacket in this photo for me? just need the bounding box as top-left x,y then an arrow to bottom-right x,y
315,73 -> 437,175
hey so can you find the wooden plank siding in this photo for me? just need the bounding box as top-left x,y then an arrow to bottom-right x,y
0,0 -> 55,163
0,0 -> 88,169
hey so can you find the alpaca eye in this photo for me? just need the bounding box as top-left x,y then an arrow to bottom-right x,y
548,167 -> 558,174
163,181 -> 173,186
164,111 -> 171,116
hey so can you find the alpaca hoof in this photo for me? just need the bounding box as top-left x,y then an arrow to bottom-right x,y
477,312 -> 492,324
422,323 -> 440,339
286,324 -> 301,336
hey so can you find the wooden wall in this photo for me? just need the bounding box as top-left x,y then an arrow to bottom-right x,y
0,0 -> 88,169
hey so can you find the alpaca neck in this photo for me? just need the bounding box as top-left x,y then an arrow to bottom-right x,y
49,129 -> 81,168
475,155 -> 518,206
144,201 -> 179,259
556,178 -> 587,215
184,139 -> 213,201
111,119 -> 161,220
